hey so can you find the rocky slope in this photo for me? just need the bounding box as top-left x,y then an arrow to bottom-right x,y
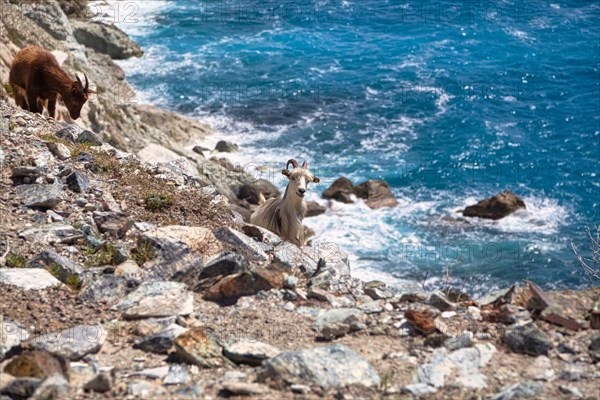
1,1 -> 599,400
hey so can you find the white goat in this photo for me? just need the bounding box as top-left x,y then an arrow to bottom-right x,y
250,159 -> 320,246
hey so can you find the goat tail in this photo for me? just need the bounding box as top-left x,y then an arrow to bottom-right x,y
258,192 -> 266,205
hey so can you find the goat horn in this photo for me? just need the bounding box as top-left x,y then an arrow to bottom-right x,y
301,160 -> 308,169
286,159 -> 298,169
76,74 -> 82,85
84,74 -> 89,91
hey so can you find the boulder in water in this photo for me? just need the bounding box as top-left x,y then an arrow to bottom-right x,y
460,190 -> 525,220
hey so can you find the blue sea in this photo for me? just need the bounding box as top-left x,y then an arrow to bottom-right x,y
115,0 -> 600,295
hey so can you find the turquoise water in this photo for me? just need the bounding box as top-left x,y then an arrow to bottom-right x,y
118,0 -> 600,294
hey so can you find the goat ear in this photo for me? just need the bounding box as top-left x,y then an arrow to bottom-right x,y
281,169 -> 291,177
302,160 -> 308,169
312,176 -> 320,183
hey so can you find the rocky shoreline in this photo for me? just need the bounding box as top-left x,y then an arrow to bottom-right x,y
1,1 -> 599,399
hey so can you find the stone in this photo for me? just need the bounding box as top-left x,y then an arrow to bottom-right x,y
55,126 -> 78,143
308,256 -> 353,295
176,384 -> 204,398
92,211 -> 133,238
467,306 -> 482,321
503,322 -> 552,356
590,300 -> 600,329
540,304 -> 582,331
353,180 -> 398,209
12,166 -> 42,180
475,285 -> 518,306
66,171 -> 90,193
197,252 -> 244,280
489,381 -> 544,400
114,259 -> 141,278
0,378 -> 41,399
559,385 -> 583,398
283,275 -> 298,289
30,251 -> 82,285
412,343 -> 496,390
401,383 -> 438,395
260,344 -> 380,389
214,227 -> 269,262
83,369 -> 114,393
192,145 -> 210,154
30,373 -> 69,400
559,364 -> 583,381
405,308 -> 436,334
134,325 -> 188,354
273,242 -> 318,275
4,350 -> 68,379
322,177 -> 354,203
204,267 -> 284,302
220,382 -> 268,396
364,285 -> 393,300
443,332 -> 473,351
99,191 -> 121,212
129,366 -> 169,379
174,328 -> 224,369
314,308 -> 362,340
75,130 -> 102,146
127,380 -> 166,397
155,158 -> 199,185
428,291 -> 456,311
358,300 -> 384,314
306,201 -> 326,217
241,224 -> 282,246
72,20 -> 143,59
461,190 -> 526,220
29,325 -> 106,361
238,180 -> 280,205
526,281 -> 553,311
163,364 -> 188,385
590,332 -> 600,353
223,341 -> 281,366
79,275 -> 133,304
46,142 -> 71,160
0,268 -> 63,290
215,140 -> 239,152
136,317 -> 177,337
525,356 -> 555,381
1,320 -> 29,360
113,281 -> 193,319
16,184 -> 62,209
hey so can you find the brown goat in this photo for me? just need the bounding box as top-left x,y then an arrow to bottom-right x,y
9,46 -> 94,120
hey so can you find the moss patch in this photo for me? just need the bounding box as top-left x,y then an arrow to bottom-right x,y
6,253 -> 27,268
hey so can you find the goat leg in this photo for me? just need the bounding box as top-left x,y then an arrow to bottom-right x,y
47,94 -> 57,119
26,92 -> 41,114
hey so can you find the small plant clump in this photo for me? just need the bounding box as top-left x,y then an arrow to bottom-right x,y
84,243 -> 120,267
131,240 -> 157,266
145,192 -> 175,212
6,253 -> 27,268
65,274 -> 81,290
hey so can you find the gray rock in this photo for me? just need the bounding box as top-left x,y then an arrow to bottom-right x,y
79,274 -> 134,304
30,251 -> 82,284
559,385 -> 583,398
113,281 -> 194,319
92,211 -> 133,238
31,373 -> 69,400
353,180 -> 398,209
46,142 -> 71,160
223,341 -> 281,366
314,308 -> 363,340
428,291 -> 457,311
76,130 -> 102,146
364,284 -> 393,300
412,343 -> 496,390
283,275 -> 298,289
220,382 -> 268,396
30,325 -> 106,361
503,322 -> 552,356
66,171 -> 90,193
21,0 -> 72,41
130,366 -> 169,379
273,242 -> 318,275
214,227 -> 269,262
72,20 -> 143,59
308,256 -> 354,295
590,332 -> 600,362
260,344 -> 380,389
490,381 -> 544,400
17,184 -> 62,209
192,145 -> 210,154
0,320 -> 29,360
241,224 -> 282,245
176,384 -> 204,398
20,224 -> 83,245
0,268 -> 63,290
475,285 -> 517,307
164,364 -> 189,385
83,369 -> 114,393
134,325 -> 188,354
443,332 -> 473,351
358,300 -> 384,314
306,201 -> 326,217
237,181 -> 280,205
127,380 -> 166,397
322,177 -> 354,203
461,190 -> 526,220
12,166 -> 42,180
55,125 -> 79,143
136,317 -> 177,336
198,252 -> 244,280
401,383 -> 438,395
0,378 -> 41,399
215,140 -> 239,152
